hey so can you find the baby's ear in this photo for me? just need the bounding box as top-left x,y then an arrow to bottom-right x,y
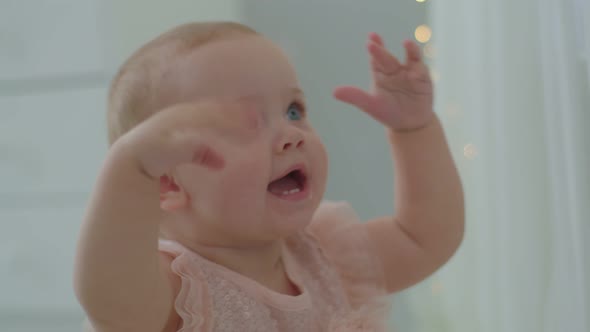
159,174 -> 188,211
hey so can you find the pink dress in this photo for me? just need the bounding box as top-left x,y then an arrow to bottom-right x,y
159,201 -> 392,332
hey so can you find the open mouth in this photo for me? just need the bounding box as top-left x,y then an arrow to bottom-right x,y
267,167 -> 308,199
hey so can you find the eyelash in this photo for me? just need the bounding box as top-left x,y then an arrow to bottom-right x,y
290,101 -> 306,116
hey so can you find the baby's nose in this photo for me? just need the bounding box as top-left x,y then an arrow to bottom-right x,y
276,129 -> 304,153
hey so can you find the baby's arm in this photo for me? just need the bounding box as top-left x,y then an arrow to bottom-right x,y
364,116 -> 464,292
74,101 -> 247,331
74,136 -> 179,332
333,34 -> 464,293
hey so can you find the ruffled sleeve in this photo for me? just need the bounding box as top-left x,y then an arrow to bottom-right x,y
307,201 -> 392,331
158,240 -> 212,332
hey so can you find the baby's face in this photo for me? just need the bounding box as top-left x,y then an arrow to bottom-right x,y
160,35 -> 328,245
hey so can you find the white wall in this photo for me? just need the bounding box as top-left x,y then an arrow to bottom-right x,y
99,0 -> 242,71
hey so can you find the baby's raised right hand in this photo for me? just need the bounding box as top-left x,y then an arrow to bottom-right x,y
117,99 -> 260,179
77,99 -> 261,331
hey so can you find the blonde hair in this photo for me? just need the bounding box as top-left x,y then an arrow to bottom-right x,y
106,21 -> 258,145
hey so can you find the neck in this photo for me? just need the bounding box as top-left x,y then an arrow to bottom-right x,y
189,238 -> 287,286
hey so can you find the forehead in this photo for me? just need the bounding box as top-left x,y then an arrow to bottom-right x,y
160,36 -> 300,105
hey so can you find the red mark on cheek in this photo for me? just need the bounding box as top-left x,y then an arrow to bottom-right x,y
234,98 -> 265,132
243,107 -> 263,130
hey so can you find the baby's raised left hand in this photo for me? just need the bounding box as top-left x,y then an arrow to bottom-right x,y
334,33 -> 434,131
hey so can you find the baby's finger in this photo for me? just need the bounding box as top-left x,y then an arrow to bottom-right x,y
369,32 -> 385,47
333,86 -> 375,112
368,42 -> 402,75
166,100 -> 262,143
404,39 -> 422,64
215,99 -> 264,144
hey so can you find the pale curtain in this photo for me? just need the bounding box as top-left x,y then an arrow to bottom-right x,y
394,0 -> 589,331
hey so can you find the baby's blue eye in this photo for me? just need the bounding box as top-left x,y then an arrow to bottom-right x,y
286,103 -> 304,121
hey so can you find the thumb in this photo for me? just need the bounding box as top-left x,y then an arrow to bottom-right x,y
333,86 -> 375,112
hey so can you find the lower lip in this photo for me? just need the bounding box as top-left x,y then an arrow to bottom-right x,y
268,181 -> 310,202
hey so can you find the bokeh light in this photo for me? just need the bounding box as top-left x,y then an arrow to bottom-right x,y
414,24 -> 432,43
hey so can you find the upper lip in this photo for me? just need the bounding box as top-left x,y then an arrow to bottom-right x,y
270,163 -> 307,183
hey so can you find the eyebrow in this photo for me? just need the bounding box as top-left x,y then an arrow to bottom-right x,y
291,87 -> 304,97
237,87 -> 305,102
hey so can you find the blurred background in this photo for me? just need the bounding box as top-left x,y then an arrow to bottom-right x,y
0,0 -> 588,331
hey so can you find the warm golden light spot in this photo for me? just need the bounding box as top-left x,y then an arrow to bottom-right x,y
415,25 -> 432,43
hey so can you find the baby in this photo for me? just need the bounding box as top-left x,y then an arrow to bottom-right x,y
74,22 -> 464,332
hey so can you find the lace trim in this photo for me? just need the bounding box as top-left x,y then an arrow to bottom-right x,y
160,240 -> 211,332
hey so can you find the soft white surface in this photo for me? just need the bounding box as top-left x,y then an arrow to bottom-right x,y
403,0 -> 590,331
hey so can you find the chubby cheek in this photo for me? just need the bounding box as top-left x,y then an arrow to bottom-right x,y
222,168 -> 265,207
309,136 -> 328,201
174,165 -> 220,220
212,157 -> 270,224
